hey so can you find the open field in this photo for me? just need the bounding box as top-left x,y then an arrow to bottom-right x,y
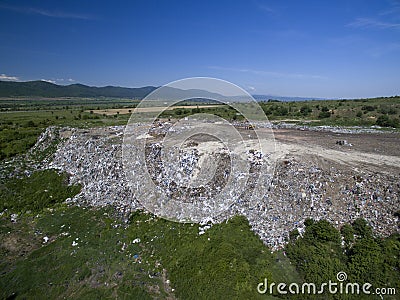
0,97 -> 140,111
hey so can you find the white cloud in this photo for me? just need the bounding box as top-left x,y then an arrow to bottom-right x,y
208,66 -> 327,80
29,8 -> 94,20
41,79 -> 56,84
379,0 -> 400,16
0,4 -> 95,20
258,5 -> 276,14
43,78 -> 76,84
348,18 -> 400,29
0,74 -> 19,81
256,2 -> 279,17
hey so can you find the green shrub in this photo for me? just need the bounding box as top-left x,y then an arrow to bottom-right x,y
318,111 -> 331,119
362,105 -> 376,111
376,115 -> 399,128
300,105 -> 312,116
0,169 -> 81,213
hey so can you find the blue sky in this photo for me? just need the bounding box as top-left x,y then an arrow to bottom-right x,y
0,0 -> 399,98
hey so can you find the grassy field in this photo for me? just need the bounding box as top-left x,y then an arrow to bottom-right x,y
259,96 -> 400,126
0,109 -> 130,159
0,97 -> 140,111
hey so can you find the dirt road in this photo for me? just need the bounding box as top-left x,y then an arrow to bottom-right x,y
266,128 -> 399,172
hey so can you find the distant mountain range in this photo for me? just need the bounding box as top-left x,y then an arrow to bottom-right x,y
252,94 -> 326,102
0,80 -> 325,101
0,80 -> 157,98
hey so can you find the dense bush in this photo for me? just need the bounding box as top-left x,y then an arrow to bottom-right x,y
0,169 -> 81,213
272,105 -> 289,116
318,111 -> 331,118
300,105 -> 312,116
379,106 -> 397,115
0,127 -> 42,159
321,106 -> 330,112
132,215 -> 282,300
376,115 -> 399,128
286,219 -> 400,299
361,105 -> 376,112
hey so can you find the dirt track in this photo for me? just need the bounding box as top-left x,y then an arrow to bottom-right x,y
273,128 -> 400,156
271,128 -> 400,174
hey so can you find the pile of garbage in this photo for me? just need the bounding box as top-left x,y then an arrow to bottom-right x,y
48,126 -> 138,219
272,122 -> 397,134
40,124 -> 399,250
245,157 -> 399,249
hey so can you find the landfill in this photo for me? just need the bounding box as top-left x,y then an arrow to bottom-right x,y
31,122 -> 400,250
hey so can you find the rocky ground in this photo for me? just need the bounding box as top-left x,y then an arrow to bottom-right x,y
37,123 -> 400,250
252,128 -> 400,248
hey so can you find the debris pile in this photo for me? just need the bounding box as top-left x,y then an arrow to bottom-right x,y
336,140 -> 352,146
48,126 -> 139,218
245,156 -> 399,249
38,124 -> 399,250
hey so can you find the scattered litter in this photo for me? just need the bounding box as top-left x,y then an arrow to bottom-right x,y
336,140 -> 353,147
25,124 -> 399,251
10,214 -> 18,223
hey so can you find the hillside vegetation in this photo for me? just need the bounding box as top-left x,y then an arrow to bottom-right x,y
0,80 -> 156,98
